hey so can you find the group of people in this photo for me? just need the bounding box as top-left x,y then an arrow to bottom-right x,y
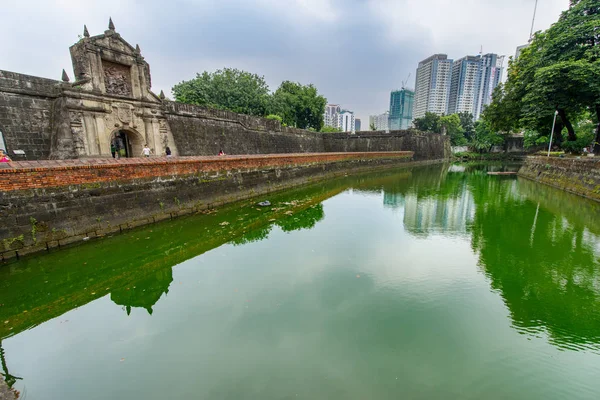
110,143 -> 173,158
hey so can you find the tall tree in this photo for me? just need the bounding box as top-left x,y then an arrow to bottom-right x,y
172,68 -> 271,116
413,112 -> 441,133
440,114 -> 466,145
485,0 -> 600,148
457,112 -> 475,141
270,81 -> 326,130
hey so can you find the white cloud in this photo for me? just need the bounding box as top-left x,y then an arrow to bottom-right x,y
256,0 -> 339,23
368,0 -> 568,60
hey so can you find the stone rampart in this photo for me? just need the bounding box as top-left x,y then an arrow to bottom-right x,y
324,130 -> 450,161
0,70 -> 60,160
0,152 -> 414,260
518,156 -> 600,202
164,102 -> 451,160
164,101 -> 325,155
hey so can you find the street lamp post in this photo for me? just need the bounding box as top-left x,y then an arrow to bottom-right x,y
547,110 -> 559,157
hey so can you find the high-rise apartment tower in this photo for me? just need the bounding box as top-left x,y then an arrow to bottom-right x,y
413,54 -> 453,119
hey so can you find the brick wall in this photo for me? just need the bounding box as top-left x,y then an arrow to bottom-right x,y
0,152 -> 414,259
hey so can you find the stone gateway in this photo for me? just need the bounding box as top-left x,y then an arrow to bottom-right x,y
0,19 -> 450,161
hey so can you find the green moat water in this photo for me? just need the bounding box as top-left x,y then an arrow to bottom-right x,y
1,163 -> 600,399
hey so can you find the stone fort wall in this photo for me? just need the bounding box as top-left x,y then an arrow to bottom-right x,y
519,156 -> 600,202
0,70 -> 61,160
164,101 -> 451,160
0,80 -> 451,161
0,23 -> 451,162
0,152 -> 415,260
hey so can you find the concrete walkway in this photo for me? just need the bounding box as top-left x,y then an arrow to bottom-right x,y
0,151 -> 413,171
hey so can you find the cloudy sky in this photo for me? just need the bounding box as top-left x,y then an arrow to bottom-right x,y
2,0 -> 568,123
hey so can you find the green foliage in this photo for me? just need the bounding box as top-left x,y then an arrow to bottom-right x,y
172,68 -> 271,116
265,114 -> 283,123
471,120 -> 504,153
483,0 -> 600,147
413,112 -> 440,132
483,84 -> 522,134
270,81 -> 326,130
320,126 -> 342,133
413,112 -> 468,145
458,112 -> 475,141
369,122 -> 376,131
440,114 -> 466,145
561,130 -> 595,154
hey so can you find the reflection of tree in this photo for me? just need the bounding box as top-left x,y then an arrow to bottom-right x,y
277,205 -> 324,233
470,173 -> 600,349
0,341 -> 22,389
110,268 -> 173,315
231,226 -> 272,246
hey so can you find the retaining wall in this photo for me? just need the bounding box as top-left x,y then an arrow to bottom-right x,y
518,156 -> 600,202
0,152 -> 414,260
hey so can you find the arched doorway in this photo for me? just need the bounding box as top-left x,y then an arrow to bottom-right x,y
110,129 -> 144,158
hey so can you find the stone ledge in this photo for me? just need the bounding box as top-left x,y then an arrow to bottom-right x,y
0,152 -> 414,192
0,152 -> 413,172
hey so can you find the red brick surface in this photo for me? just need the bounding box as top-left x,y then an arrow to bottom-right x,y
0,152 -> 413,192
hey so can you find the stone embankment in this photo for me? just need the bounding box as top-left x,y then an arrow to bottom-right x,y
518,156 -> 600,202
0,152 -> 416,260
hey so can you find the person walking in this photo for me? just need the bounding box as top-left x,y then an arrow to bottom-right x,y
141,144 -> 152,158
0,149 -> 11,162
165,146 -> 172,157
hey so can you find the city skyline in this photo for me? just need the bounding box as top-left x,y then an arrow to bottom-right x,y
0,0 -> 568,124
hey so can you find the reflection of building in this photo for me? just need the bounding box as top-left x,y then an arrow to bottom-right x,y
402,188 -> 475,235
110,268 -> 173,315
389,89 -> 414,130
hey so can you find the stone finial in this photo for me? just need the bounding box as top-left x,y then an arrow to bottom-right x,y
159,90 -> 166,100
108,17 -> 115,31
135,44 -> 141,54
83,24 -> 90,38
61,69 -> 70,82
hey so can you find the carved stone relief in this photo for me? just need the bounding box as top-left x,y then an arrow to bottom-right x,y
102,60 -> 132,96
113,103 -> 133,125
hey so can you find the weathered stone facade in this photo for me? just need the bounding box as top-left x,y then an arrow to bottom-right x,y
0,20 -> 450,161
0,21 -> 177,161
